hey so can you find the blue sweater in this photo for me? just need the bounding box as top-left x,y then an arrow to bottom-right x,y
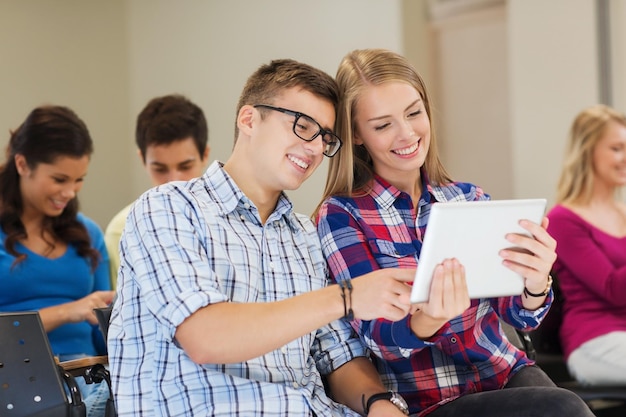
0,213 -> 110,356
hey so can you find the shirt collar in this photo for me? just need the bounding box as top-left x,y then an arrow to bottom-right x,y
370,169 -> 448,210
202,161 -> 296,227
423,171 -> 452,204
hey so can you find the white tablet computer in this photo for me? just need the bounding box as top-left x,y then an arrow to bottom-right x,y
410,198 -> 547,304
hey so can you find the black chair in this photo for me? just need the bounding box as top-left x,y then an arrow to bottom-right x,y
522,276 -> 626,414
60,306 -> 116,417
0,310 -> 116,417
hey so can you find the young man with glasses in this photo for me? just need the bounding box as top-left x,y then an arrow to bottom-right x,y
108,59 -> 413,416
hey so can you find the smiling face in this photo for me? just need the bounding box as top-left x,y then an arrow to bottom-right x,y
592,119 -> 626,189
243,87 -> 334,194
143,136 -> 209,186
16,154 -> 90,221
353,81 -> 431,185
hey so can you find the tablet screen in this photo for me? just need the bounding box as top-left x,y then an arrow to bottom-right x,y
410,198 -> 547,304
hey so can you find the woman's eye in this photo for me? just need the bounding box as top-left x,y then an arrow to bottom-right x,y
408,110 -> 421,118
374,123 -> 390,131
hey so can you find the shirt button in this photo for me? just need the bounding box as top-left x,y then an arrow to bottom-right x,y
281,346 -> 287,354
240,215 -> 245,221
292,382 -> 299,389
269,262 -> 275,270
450,337 -> 457,343
244,203 -> 250,209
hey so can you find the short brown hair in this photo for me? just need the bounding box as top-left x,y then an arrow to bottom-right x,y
234,59 -> 338,141
136,94 -> 208,162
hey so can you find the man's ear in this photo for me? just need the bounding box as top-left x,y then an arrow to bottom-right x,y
14,154 -> 29,176
236,105 -> 255,136
136,148 -> 146,165
202,144 -> 211,161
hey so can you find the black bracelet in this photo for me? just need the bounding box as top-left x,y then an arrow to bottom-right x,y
523,275 -> 553,298
338,280 -> 354,320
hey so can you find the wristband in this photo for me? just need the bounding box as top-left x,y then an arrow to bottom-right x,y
362,391 -> 409,415
524,274 -> 553,298
338,280 -> 354,320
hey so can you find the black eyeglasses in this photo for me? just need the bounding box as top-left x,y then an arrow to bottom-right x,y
254,104 -> 342,157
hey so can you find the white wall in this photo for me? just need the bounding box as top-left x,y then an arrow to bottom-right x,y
126,0 -> 404,220
610,0 -> 626,112
1,0 -> 621,228
508,0 -> 599,204
429,4 -> 512,199
0,0 -> 405,227
425,0 -> 601,206
0,0 -> 131,228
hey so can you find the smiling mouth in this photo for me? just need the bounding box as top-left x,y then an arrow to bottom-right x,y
51,199 -> 68,209
288,155 -> 310,170
392,141 -> 419,155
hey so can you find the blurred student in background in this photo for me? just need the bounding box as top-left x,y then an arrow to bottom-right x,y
548,104 -> 626,385
0,105 -> 114,416
104,94 -> 209,287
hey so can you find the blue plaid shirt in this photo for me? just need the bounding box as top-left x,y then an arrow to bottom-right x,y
316,174 -> 551,416
108,161 -> 365,417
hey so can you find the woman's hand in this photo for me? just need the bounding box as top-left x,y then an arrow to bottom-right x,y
410,258 -> 470,339
39,290 -> 115,331
66,290 -> 116,325
500,217 -> 557,309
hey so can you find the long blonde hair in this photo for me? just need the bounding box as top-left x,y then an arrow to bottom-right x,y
556,104 -> 626,205
313,48 -> 450,218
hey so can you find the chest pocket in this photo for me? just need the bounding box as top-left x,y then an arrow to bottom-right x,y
369,239 -> 418,269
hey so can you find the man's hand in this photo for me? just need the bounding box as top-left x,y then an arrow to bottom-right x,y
350,268 -> 414,322
368,398 -> 410,416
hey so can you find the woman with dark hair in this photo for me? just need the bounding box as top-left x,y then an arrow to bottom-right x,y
0,105 -> 114,416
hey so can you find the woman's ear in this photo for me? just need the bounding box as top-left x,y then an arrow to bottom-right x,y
14,154 -> 29,176
353,131 -> 364,146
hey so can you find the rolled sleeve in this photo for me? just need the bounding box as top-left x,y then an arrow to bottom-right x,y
121,187 -> 228,339
313,318 -> 366,375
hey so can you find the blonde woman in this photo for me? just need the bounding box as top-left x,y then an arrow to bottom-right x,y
315,48 -> 592,416
548,104 -> 626,385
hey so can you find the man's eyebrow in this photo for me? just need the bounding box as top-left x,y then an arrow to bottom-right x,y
149,158 -> 197,167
